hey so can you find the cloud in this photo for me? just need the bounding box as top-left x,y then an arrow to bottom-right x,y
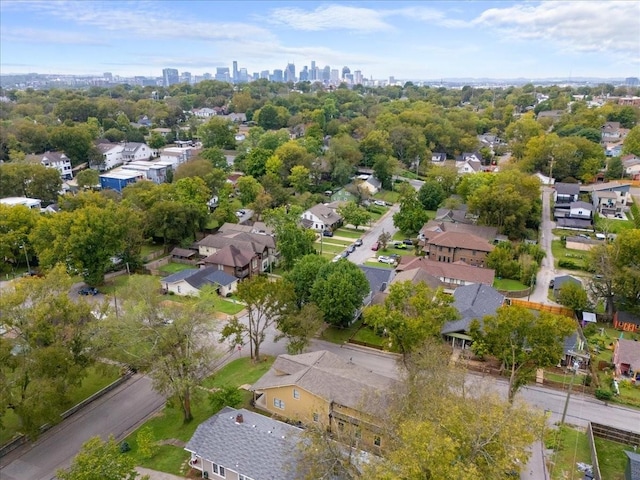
267,4 -> 393,32
473,2 -> 640,56
1,27 -> 109,46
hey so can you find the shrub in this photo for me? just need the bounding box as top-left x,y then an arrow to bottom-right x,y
595,388 -> 613,401
119,441 -> 131,453
558,259 -> 579,269
582,375 -> 592,387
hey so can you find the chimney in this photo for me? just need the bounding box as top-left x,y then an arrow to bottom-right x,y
235,414 -> 243,424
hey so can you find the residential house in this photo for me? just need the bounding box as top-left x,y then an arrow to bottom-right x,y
121,142 -> 154,162
198,231 -> 276,272
431,152 -> 446,163
624,450 -> 640,480
601,121 -> 622,141
552,275 -> 582,299
354,175 -> 381,195
613,339 -> 640,381
121,161 -> 172,184
358,265 -> 394,306
418,220 -> 498,244
390,268 -> 443,291
441,283 -> 505,349
192,107 -> 217,118
536,110 -> 565,122
95,142 -> 124,171
556,217 -> 593,230
301,203 -> 343,232
455,152 -> 483,174
201,244 -> 260,280
593,190 -> 621,216
622,155 -> 640,180
553,201 -> 594,224
169,247 -> 198,262
396,256 -> 496,290
553,183 -> 580,205
582,181 -> 631,216
185,407 -> 302,480
251,350 -> 398,451
218,221 -> 274,237
159,146 -> 193,168
434,205 -> 477,225
605,143 -> 624,157
161,266 -> 238,297
0,197 -> 43,210
422,231 -> 494,267
99,168 -> 144,192
151,127 -> 172,138
561,331 -> 590,369
41,151 -> 73,179
613,311 -> 640,334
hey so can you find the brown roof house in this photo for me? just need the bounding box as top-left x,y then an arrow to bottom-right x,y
202,244 -> 260,280
418,220 -> 498,244
396,256 -> 495,290
613,338 -> 640,382
422,231 -> 494,267
301,203 -> 343,232
198,231 -> 276,272
251,351 -> 398,452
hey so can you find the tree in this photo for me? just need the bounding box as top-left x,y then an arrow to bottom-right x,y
264,205 -> 316,270
471,305 -> 576,402
197,117 -> 236,149
0,268 -> 95,439
285,254 -> 330,308
372,154 -> 398,190
623,125 -> 640,156
75,169 -> 99,189
588,242 -> 618,316
236,175 -> 263,205
209,385 -> 243,413
364,281 -> 458,362
337,201 -> 372,230
199,147 -> 229,171
101,276 -> 216,422
288,165 -> 311,194
135,426 -> 157,460
276,302 -> 324,354
0,163 -> 62,205
49,124 -> 94,166
393,184 -> 430,235
57,436 -> 146,480
360,130 -> 392,167
0,204 -> 40,271
417,179 -> 446,210
557,282 -> 589,312
243,147 -> 271,177
147,131 -> 166,150
221,277 -> 290,362
311,260 -> 369,327
605,157 -> 624,180
377,230 -> 392,250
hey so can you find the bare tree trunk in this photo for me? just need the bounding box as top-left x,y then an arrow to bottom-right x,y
182,389 -> 193,423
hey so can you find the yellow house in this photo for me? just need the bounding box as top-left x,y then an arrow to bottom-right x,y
251,351 -> 397,452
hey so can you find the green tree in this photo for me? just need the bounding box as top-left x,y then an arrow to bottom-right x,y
417,179 -> 447,210
209,385 -> 243,413
471,305 -> 576,402
57,436 -> 146,480
372,154 -> 398,190
147,131 -> 166,149
0,204 -> 40,271
311,260 -> 369,327
337,201 -> 372,230
75,169 -> 99,189
276,302 -> 324,354
197,117 -> 236,149
135,426 -> 157,460
377,230 -> 392,250
243,147 -> 271,177
360,129 -> 392,167
0,163 -> 62,205
622,125 -> 640,156
285,254 -> 330,308
288,165 -> 311,193
199,147 -> 229,171
264,205 -> 316,270
557,282 -> 589,312
49,124 -> 94,166
605,157 -> 624,180
364,281 -> 458,362
236,175 -> 263,205
255,104 -> 289,130
393,184 -> 430,235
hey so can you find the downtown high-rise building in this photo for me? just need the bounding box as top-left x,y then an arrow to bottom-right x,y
162,68 -> 179,87
354,70 -> 363,85
310,60 -> 316,81
232,61 -> 238,83
299,66 -> 309,82
215,67 -> 230,82
322,65 -> 331,82
271,69 -> 283,83
284,63 -> 296,83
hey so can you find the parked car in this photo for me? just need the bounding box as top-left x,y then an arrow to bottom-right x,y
332,254 -> 342,263
578,234 -> 590,239
322,229 -> 334,237
403,239 -> 414,245
347,245 -> 356,253
548,280 -> 554,289
389,253 -> 400,260
373,200 -> 386,207
79,287 -> 99,296
378,255 -> 395,264
354,239 -> 363,247
341,250 -> 349,258
371,242 -> 380,251
393,241 -> 407,249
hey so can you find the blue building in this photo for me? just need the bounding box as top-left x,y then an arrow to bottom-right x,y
99,169 -> 143,193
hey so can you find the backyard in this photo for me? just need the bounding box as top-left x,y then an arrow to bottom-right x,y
551,240 -> 589,271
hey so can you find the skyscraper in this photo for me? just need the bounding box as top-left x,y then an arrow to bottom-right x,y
232,61 -> 238,83
271,69 -> 283,83
299,66 -> 309,82
162,68 -> 179,87
322,66 -> 331,82
284,63 -> 296,83
180,71 -> 192,84
310,61 -> 316,81
238,68 -> 249,83
215,67 -> 230,83
341,66 -> 351,79
354,70 -> 363,85
330,69 -> 339,84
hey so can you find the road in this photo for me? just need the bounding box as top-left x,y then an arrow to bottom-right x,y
345,204 -> 400,265
528,186 -> 557,303
0,375 -> 164,480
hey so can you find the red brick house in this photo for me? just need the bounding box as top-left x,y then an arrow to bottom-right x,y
201,245 -> 260,280
421,231 -> 494,268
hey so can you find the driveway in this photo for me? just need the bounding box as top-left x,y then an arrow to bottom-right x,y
529,187 -> 559,304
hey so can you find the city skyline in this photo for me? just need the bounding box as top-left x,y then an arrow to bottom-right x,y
1,1 -> 639,81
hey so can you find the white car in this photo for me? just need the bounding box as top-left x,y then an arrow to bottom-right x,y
373,200 -> 386,207
378,255 -> 395,264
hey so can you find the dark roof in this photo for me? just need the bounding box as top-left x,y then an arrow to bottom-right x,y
391,268 -> 442,290
553,275 -> 582,296
625,450 -> 640,480
185,407 -> 302,480
426,231 -> 494,252
162,268 -> 200,284
170,247 -> 197,258
441,284 -> 504,335
555,183 -> 580,196
358,265 -> 394,295
185,267 -> 237,289
203,245 -> 254,268
617,311 -> 640,326
420,220 -> 498,242
557,217 -> 593,229
396,256 -> 495,285
570,201 -> 593,211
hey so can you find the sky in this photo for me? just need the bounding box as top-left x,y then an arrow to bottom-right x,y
1,0 -> 639,80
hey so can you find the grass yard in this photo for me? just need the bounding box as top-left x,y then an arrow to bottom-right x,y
595,217 -> 636,234
364,260 -> 394,269
551,240 -> 589,270
159,262 -> 195,274
352,325 -> 387,348
201,356 -> 275,390
99,273 -> 131,294
595,437 -> 631,480
316,243 -> 346,255
321,319 -> 363,344
374,190 -> 400,203
0,363 -> 121,444
140,243 -> 164,259
165,293 -> 244,316
546,425 -> 591,480
334,227 -> 366,239
493,278 -> 529,291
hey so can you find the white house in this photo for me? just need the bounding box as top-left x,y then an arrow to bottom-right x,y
622,155 -> 640,179
121,161 -> 172,184
192,107 -> 217,118
95,142 -> 124,171
569,201 -> 594,220
355,174 -> 381,195
121,142 -> 154,162
455,158 -> 482,175
0,197 -> 42,209
301,203 -> 343,231
160,146 -> 194,167
162,267 -> 238,297
41,151 -> 73,179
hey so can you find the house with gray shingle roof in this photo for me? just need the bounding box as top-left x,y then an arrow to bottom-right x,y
625,449 -> 640,480
441,283 -> 504,349
162,266 -> 238,296
251,351 -> 398,452
358,265 -> 394,307
185,407 -> 303,480
301,203 -> 343,231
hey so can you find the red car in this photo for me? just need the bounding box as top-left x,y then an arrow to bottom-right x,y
371,242 -> 380,251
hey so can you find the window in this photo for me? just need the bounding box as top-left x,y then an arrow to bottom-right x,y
472,250 -> 477,256
438,246 -> 443,251
293,389 -> 300,399
219,466 -> 225,477
274,398 -> 285,409
212,464 -> 218,474
460,257 -> 465,262
374,436 -> 381,447
313,412 -> 319,422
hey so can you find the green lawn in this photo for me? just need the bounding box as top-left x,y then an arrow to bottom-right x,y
546,425 -> 591,480
333,228 -> 366,239
321,319 -> 363,344
0,363 -> 121,444
595,437 -> 630,480
201,356 -> 275,390
595,217 -> 636,234
364,260 -> 395,269
165,294 -> 244,316
352,325 -> 387,348
493,278 -> 529,291
316,243 -> 346,255
159,262 -> 195,274
140,243 -> 164,259
374,190 -> 400,203
551,240 -> 589,270
320,237 -> 353,247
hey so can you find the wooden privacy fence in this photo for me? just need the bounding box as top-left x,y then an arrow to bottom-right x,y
508,299 -> 574,317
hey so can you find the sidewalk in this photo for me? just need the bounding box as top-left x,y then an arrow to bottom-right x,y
137,467 -> 185,480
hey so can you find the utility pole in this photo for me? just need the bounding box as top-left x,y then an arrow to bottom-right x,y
561,360 -> 581,425
21,242 -> 31,273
